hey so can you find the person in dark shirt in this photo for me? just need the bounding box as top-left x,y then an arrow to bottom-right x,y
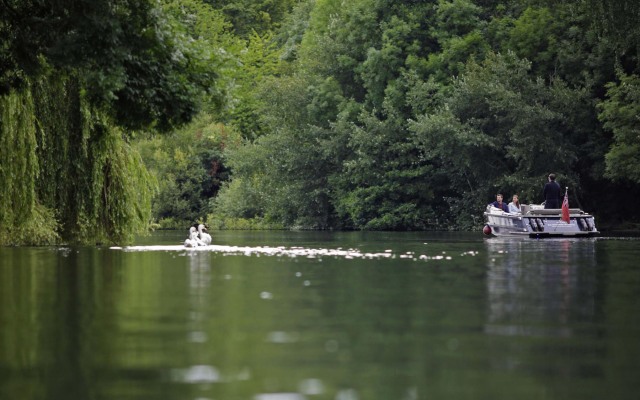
543,173 -> 561,208
489,193 -> 509,212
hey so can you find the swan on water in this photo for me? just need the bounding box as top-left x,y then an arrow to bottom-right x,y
184,227 -> 200,247
198,224 -> 212,245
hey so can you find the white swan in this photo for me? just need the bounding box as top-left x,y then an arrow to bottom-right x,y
198,224 -> 212,245
184,227 -> 200,247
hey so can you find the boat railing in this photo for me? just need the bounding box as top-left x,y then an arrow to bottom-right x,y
487,204 -> 590,216
525,207 -> 583,215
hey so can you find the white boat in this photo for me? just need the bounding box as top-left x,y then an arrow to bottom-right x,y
483,204 -> 599,238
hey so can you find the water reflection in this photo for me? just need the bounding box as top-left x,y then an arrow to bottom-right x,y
171,364 -> 220,383
187,252 -> 211,348
253,393 -> 305,400
484,238 -> 597,338
3,232 -> 640,400
188,251 -> 212,289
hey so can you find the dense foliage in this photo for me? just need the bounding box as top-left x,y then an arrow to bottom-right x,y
0,0 -> 220,244
0,74 -> 156,245
136,114 -> 240,229
210,0 -> 640,231
2,0 -> 640,244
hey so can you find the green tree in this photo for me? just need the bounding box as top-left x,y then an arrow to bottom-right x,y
204,0 -> 297,37
275,0 -> 315,61
137,114 -> 240,228
0,73 -> 157,245
410,52 -> 587,228
583,0 -> 640,72
1,0 -> 223,132
331,104 -> 438,230
213,0 -> 640,231
424,0 -> 489,84
224,31 -> 286,140
134,0 -> 291,229
0,89 -> 60,245
214,72 -> 343,228
216,0 -> 445,229
0,0 -> 225,244
507,7 -> 559,75
598,72 -> 640,183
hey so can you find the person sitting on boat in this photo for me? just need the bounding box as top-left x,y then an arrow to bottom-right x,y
508,194 -> 521,213
543,173 -> 562,209
489,193 -> 509,212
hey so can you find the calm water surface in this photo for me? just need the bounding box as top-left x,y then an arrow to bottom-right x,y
1,231 -> 639,400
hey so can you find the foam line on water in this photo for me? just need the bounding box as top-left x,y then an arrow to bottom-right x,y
109,245 -> 472,261
110,244 -> 395,259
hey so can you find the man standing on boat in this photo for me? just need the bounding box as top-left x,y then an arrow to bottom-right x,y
489,194 -> 509,212
543,173 -> 562,209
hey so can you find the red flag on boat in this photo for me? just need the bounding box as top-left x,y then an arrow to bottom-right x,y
561,188 -> 570,223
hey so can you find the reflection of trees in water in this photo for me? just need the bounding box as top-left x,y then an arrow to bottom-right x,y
187,252 -> 212,343
483,238 -> 603,389
485,238 -> 597,337
188,251 -> 212,290
0,248 -> 127,400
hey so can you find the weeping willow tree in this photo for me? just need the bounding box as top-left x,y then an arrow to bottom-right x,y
0,88 -> 59,245
0,74 -> 156,245
1,0 -> 223,245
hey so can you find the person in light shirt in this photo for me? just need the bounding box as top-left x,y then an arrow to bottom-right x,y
508,194 -> 521,213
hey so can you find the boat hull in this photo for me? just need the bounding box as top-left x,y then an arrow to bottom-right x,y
483,206 -> 599,238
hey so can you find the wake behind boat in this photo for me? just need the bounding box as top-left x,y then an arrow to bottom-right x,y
483,203 -> 599,238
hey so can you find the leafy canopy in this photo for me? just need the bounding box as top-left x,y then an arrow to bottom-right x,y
1,0 -> 224,131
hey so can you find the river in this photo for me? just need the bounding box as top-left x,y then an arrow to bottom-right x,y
1,231 -> 639,400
